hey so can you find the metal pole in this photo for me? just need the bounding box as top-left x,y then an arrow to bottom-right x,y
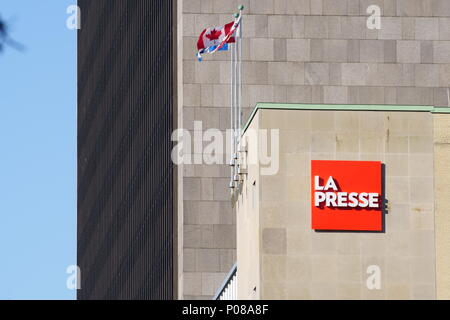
230,42 -> 236,188
238,10 -> 243,144
233,32 -> 239,159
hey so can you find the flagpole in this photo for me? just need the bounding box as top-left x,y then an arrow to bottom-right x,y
238,6 -> 243,145
229,6 -> 244,191
230,34 -> 235,190
233,30 -> 238,183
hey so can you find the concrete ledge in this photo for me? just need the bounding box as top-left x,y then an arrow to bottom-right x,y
243,103 -> 450,134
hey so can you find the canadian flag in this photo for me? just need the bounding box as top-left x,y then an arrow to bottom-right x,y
197,21 -> 236,52
196,15 -> 242,62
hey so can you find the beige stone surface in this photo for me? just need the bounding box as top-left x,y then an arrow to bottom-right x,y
180,0 -> 449,300
434,114 -> 450,300
236,109 -> 437,300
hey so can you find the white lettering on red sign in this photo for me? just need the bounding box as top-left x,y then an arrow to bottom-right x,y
313,176 -> 379,209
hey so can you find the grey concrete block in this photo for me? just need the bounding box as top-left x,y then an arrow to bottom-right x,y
194,14 -> 221,35
183,0 -> 201,13
432,0 -> 450,17
292,16 -> 305,38
286,86 -> 312,103
415,64 -> 440,87
353,86 -> 385,104
360,40 -> 385,62
323,40 -> 348,62
183,60 -> 196,83
384,0 -> 397,16
201,177 -> 214,200
273,0 -> 287,14
324,86 -> 348,104
305,16 -> 328,38
396,87 -> 434,105
183,14 -> 196,37
183,37 -> 198,61
347,40 -> 360,63
195,61 -> 220,84
219,249 -> 236,272
184,272 -> 202,295
415,18 -> 439,40
200,84 -> 213,107
360,0 -> 384,15
397,0 -> 415,16
197,249 -> 220,272
311,0 -> 323,15
397,0 -> 433,17
384,40 -> 397,63
398,41 -> 421,63
433,41 -> 450,63
347,0 -> 360,15
243,62 -> 269,85
183,107 -> 195,131
268,62 -> 305,85
195,106 -> 221,127
348,86 -> 359,104
434,88 -> 449,107
311,86 -> 324,103
274,38 -> 287,61
342,63 -> 370,86
268,15 -> 293,38
385,87 -> 397,104
439,18 -> 450,40
368,64 -> 414,87
184,248 -> 197,272
213,178 -> 230,201
200,0 -> 213,13
330,63 -> 342,85
439,64 -> 450,88
244,85 -> 275,108
213,0 -> 250,13
379,18 -> 402,40
273,85 -> 288,102
201,272 -> 227,295
245,15 -> 269,39
249,0 -> 274,14
213,224 -> 237,248
310,39 -> 323,62
341,17 -> 366,39
287,0 -> 311,14
305,63 -> 330,85
286,39 -> 310,62
402,18 -> 415,40
184,84 -> 201,107
323,0 -> 347,15
250,38 -> 275,61
421,41 -> 434,63
327,16 -> 343,39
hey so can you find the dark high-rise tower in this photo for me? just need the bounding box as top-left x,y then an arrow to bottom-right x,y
77,0 -> 176,299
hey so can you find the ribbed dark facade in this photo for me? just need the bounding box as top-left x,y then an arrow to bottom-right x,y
77,0 -> 176,300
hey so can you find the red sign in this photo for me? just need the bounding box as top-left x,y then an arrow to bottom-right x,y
311,160 -> 383,231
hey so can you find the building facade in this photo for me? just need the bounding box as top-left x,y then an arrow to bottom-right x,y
235,104 -> 450,299
77,0 -> 176,299
181,0 -> 450,300
77,0 -> 450,300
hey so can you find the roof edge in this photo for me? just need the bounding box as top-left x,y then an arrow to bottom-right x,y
242,103 -> 449,134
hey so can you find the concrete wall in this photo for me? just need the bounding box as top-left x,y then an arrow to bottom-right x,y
434,114 -> 450,299
180,0 -> 450,299
237,108 -> 437,299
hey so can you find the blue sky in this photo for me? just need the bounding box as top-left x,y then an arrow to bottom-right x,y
0,1 -> 76,299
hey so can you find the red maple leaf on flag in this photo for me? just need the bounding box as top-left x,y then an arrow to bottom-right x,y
206,28 -> 222,41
